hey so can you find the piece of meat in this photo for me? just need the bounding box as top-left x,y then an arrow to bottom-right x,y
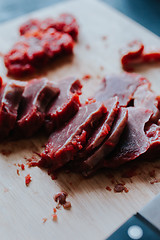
40,102 -> 107,170
121,40 -> 160,71
0,80 -> 24,140
4,29 -> 74,77
103,107 -> 152,168
16,78 -> 60,137
45,77 -> 82,134
134,84 -> 160,122
19,13 -> 79,40
82,107 -> 128,175
95,73 -> 149,106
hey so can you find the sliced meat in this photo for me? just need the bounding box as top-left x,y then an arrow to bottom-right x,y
4,29 -> 74,77
121,40 -> 160,71
40,102 -> 107,170
103,107 -> 152,168
0,80 -> 24,140
19,13 -> 79,40
16,78 -> 60,137
82,107 -> 128,175
134,84 -> 160,122
95,73 -> 148,106
45,77 -> 82,134
75,97 -> 119,161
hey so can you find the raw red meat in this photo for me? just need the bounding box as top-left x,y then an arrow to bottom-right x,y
4,29 -> 74,77
82,107 -> 128,175
19,13 -> 79,40
45,77 -> 82,134
121,40 -> 160,71
95,73 -> 149,106
0,80 -> 24,140
16,78 -> 60,137
40,102 -> 107,170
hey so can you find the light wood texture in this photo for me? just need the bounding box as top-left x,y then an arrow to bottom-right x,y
0,0 -> 160,239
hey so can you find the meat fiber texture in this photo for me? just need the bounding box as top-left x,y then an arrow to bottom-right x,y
16,78 -> 60,138
45,77 -> 82,134
121,40 -> 160,71
0,78 -> 24,140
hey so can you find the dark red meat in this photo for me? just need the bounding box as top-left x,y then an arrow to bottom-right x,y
121,40 -> 160,71
4,29 -> 74,77
40,102 -> 107,170
0,80 -> 24,140
19,13 -> 79,40
45,77 -> 82,134
95,73 -> 149,106
16,78 -> 60,137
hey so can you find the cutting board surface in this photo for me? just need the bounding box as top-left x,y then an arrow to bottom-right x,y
0,0 -> 160,239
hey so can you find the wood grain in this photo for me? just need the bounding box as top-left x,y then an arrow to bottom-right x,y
0,0 -> 160,239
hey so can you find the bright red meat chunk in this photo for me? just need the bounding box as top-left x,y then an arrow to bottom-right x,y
19,13 -> 79,40
4,29 -> 74,77
40,102 -> 107,170
0,80 -> 24,140
95,73 -> 149,106
16,78 -> 60,137
45,77 -> 82,134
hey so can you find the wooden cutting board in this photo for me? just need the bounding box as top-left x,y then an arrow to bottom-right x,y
0,0 -> 160,239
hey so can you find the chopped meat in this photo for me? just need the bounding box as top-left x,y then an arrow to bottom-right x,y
4,29 -> 74,77
82,107 -> 128,175
121,40 -> 160,71
19,13 -> 79,40
16,78 -> 60,137
0,80 -> 24,140
25,174 -> 32,186
40,102 -> 107,170
95,73 -> 149,106
45,77 -> 82,134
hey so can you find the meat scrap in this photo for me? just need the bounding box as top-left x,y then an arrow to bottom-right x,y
25,174 -> 32,186
121,40 -> 160,71
16,78 -> 60,138
54,191 -> 71,209
45,77 -> 82,134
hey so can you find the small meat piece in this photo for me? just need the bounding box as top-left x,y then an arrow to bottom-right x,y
0,80 -> 24,140
16,78 -> 60,137
4,29 -> 74,77
103,107 -> 152,168
45,77 -> 82,134
95,73 -> 148,107
82,107 -> 128,175
20,13 -> 79,40
40,102 -> 107,170
121,40 -> 160,71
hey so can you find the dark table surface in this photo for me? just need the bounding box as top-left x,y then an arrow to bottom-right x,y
0,0 -> 160,36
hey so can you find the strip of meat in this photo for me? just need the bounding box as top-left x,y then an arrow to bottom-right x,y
45,77 -> 82,134
16,78 -> 60,137
0,80 -> 24,140
121,40 -> 160,71
19,13 -> 79,40
95,73 -> 149,106
4,29 -> 74,77
103,107 -> 152,168
40,102 -> 107,170
82,107 -> 128,175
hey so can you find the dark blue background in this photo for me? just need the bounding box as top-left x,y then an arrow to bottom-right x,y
0,0 -> 160,36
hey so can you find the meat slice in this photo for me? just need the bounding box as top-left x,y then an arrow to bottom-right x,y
121,40 -> 160,71
40,102 -> 107,170
95,73 -> 148,106
0,80 -> 24,140
19,13 -> 79,40
45,77 -> 82,134
103,107 -> 152,168
82,107 -> 128,175
75,97 -> 119,161
16,78 -> 60,137
4,29 -> 74,77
